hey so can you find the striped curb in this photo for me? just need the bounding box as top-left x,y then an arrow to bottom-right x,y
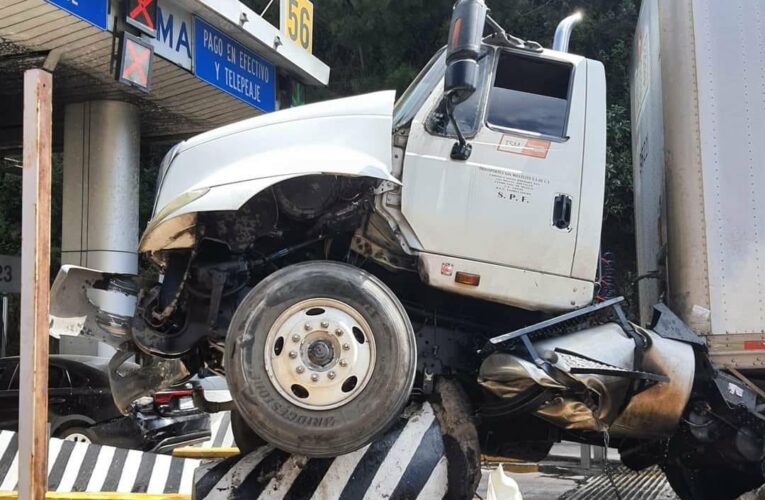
193,402 -> 450,499
192,411 -> 235,449
0,431 -> 199,494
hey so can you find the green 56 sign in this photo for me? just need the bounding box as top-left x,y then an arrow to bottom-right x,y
280,0 -> 313,53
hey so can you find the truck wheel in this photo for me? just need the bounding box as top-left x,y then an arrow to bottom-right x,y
226,261 -> 416,457
230,408 -> 265,455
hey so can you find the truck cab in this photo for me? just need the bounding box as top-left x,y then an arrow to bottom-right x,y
383,37 -> 606,312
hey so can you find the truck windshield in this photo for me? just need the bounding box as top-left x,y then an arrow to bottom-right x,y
392,48 -> 446,130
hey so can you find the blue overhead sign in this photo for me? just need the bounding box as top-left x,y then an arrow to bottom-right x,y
44,0 -> 108,30
194,17 -> 276,112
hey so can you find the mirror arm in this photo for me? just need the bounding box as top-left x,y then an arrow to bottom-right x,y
446,97 -> 472,161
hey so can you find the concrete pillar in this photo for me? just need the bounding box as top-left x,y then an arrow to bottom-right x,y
60,101 -> 140,356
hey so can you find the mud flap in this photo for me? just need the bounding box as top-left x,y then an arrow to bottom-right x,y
192,381 -> 481,499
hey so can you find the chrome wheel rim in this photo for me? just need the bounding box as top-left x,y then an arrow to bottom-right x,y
263,298 -> 376,410
63,432 -> 91,443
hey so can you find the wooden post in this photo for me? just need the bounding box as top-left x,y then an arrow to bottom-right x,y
18,69 -> 52,500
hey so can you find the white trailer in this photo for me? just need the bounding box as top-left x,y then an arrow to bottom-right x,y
633,0 -> 765,369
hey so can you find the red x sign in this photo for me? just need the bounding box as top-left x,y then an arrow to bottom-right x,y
126,0 -> 157,36
118,33 -> 153,92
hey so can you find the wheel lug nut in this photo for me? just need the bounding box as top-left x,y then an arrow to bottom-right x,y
311,373 -> 319,382
328,371 -> 336,380
321,320 -> 329,328
339,359 -> 348,367
289,351 -> 297,359
335,328 -> 343,336
342,343 -> 350,351
292,334 -> 301,343
296,366 -> 305,374
304,323 -> 312,331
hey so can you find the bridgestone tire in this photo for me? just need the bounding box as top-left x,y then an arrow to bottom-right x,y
230,408 -> 266,455
225,261 -> 417,457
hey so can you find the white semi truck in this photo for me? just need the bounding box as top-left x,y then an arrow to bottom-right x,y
48,0 -> 765,498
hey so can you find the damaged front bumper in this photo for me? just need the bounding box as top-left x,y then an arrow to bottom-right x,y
49,265 -> 137,346
90,410 -> 210,453
50,265 -> 190,413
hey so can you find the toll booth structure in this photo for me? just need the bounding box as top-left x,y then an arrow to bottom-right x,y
0,0 -> 329,355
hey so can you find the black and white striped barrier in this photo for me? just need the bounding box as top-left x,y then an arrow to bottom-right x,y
195,411 -> 236,449
0,430 -> 199,493
193,403 -> 456,499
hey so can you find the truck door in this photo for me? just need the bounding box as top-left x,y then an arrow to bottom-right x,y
402,48 -> 588,278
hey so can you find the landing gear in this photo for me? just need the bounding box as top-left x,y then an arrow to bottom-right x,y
226,261 -> 417,457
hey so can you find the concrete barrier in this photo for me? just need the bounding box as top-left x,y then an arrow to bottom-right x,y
192,403 -> 452,499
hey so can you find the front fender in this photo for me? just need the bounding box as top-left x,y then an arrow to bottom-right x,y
141,91 -> 399,253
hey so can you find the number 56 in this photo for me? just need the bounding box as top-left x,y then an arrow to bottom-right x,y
284,0 -> 313,53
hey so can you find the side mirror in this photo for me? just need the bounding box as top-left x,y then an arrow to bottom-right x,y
444,0 -> 488,105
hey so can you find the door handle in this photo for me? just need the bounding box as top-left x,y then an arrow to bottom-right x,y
553,194 -> 573,230
50,397 -> 66,404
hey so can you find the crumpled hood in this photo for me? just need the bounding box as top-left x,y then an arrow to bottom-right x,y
151,90 -> 398,222
177,90 -> 396,155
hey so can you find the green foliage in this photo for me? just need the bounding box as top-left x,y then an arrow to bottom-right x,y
0,166 -> 21,257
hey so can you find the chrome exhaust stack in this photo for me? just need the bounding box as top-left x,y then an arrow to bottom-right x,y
552,11 -> 583,53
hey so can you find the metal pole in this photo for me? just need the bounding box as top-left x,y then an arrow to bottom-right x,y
1,294 -> 7,358
593,445 -> 606,464
580,444 -> 591,469
61,101 -> 140,357
18,68 -> 52,500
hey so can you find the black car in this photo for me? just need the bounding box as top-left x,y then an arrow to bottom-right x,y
0,355 -> 210,453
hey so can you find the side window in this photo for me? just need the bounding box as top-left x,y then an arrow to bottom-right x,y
10,365 -> 69,390
49,366 -> 70,389
487,51 -> 573,138
425,47 -> 493,139
5,364 -> 18,391
0,364 -> 9,389
67,369 -> 90,389
8,365 -> 18,391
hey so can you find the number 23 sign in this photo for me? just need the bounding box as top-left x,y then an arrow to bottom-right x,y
280,0 -> 313,53
0,255 -> 20,295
